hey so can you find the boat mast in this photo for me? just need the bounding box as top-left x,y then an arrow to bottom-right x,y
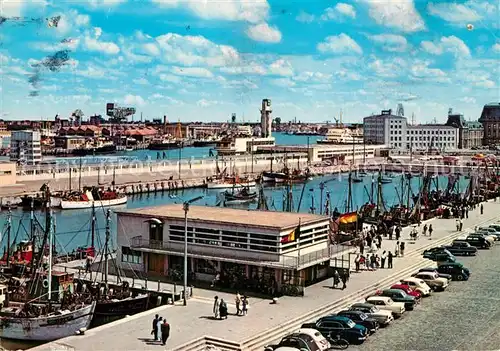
30,198 -> 35,242
346,169 -> 352,213
6,208 -> 11,267
91,202 -> 96,250
104,209 -> 111,291
78,157 -> 83,191
48,206 -> 54,302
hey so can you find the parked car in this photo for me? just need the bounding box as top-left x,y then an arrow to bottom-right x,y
473,230 -> 497,243
477,226 -> 500,240
415,268 -> 452,281
437,262 -> 470,281
465,234 -> 491,249
336,310 -> 379,334
400,277 -> 432,297
413,271 -> 449,291
390,284 -> 422,302
365,296 -> 405,318
265,332 -> 323,351
444,240 -> 478,256
372,289 -> 416,310
297,329 -> 332,351
486,224 -> 500,238
348,303 -> 394,326
422,247 -> 456,262
301,316 -> 368,344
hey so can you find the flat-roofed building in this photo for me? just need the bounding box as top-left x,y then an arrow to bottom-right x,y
116,205 -> 339,294
0,162 -> 16,186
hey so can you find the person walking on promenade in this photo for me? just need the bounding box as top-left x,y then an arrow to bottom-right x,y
381,251 -> 387,268
242,296 -> 248,315
359,240 -> 365,255
235,292 -> 241,315
354,254 -> 361,272
387,251 -> 393,268
456,219 -> 460,231
333,269 -> 340,288
481,204 -> 484,215
219,299 -> 228,320
340,272 -> 348,290
376,234 -> 382,249
161,319 -> 170,346
395,225 -> 401,241
213,296 -> 220,319
151,314 -> 159,341
428,224 -> 433,239
156,316 -> 163,342
422,224 -> 428,237
459,219 -> 463,231
400,241 -> 405,257
395,241 -> 400,257
389,226 -> 393,240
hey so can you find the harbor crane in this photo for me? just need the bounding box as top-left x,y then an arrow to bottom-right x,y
106,103 -> 136,123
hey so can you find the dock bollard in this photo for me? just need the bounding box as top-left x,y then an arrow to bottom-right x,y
157,280 -> 160,292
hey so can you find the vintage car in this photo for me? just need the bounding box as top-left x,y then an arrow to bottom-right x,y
413,271 -> 449,291
372,289 -> 416,310
465,234 -> 491,249
265,331 -> 326,351
301,316 -> 368,344
444,240 -> 478,256
400,277 -> 432,297
422,247 -> 456,261
348,303 -> 394,326
486,224 -> 500,239
437,262 -> 470,281
365,296 -> 405,318
477,226 -> 500,240
390,284 -> 422,301
414,268 -> 452,281
297,328 -> 332,351
336,310 -> 379,334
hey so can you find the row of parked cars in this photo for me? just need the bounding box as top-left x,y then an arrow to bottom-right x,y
264,223 -> 495,351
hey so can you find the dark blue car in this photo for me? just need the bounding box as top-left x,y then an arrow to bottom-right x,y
301,315 -> 368,344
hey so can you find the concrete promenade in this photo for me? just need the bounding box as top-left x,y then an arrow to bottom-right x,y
30,200 -> 500,351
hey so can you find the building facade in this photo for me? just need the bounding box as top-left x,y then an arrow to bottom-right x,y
364,109 -> 458,151
9,130 -> 42,165
478,102 -> 500,146
116,205 -> 338,294
445,111 -> 483,149
0,162 -> 16,186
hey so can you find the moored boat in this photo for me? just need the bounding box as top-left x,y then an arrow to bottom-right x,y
148,137 -> 181,150
90,293 -> 149,327
58,188 -> 127,210
207,179 -> 256,189
223,187 -> 257,204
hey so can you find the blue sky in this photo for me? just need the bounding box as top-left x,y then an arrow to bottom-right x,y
0,0 -> 499,123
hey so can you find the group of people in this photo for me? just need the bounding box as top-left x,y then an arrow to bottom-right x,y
213,293 -> 249,319
151,314 -> 171,346
332,269 -> 349,289
410,223 -> 434,240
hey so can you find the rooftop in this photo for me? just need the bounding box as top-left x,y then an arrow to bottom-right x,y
116,205 -> 328,230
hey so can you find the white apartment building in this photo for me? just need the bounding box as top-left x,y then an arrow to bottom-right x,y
364,109 -> 458,151
9,130 -> 42,165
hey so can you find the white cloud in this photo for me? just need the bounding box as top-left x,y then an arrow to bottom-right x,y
220,63 -> 266,75
459,97 -> 477,104
133,77 -> 150,85
86,0 -> 127,8
76,64 -> 107,79
159,74 -> 182,83
362,0 -> 425,32
493,43 -> 500,52
0,0 -> 47,17
172,66 -> 214,78
196,99 -> 221,107
152,0 -> 270,24
0,53 -> 10,65
124,94 -> 145,106
321,3 -> 356,21
294,71 -> 332,83
421,36 -> 471,57
94,27 -> 103,39
84,36 -> 120,55
317,34 -> 362,55
410,63 -> 449,82
246,23 -> 282,43
427,2 -> 481,23
368,34 -> 408,52
269,59 -> 293,76
54,10 -> 90,35
296,11 -> 315,23
368,57 -> 408,78
143,43 -> 161,56
271,78 -> 296,88
32,38 -> 80,52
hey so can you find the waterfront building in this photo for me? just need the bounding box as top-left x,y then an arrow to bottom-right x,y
54,135 -> 86,152
364,109 -> 458,151
116,205 -> 336,292
58,126 -> 102,137
0,162 -> 16,186
478,102 -> 500,146
0,130 -> 11,149
445,109 -> 483,149
9,130 -> 42,165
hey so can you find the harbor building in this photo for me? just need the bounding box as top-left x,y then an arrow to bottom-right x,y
9,130 -> 42,165
0,162 -> 16,186
363,109 -> 458,151
478,102 -> 500,146
116,205 -> 337,293
445,109 -> 483,149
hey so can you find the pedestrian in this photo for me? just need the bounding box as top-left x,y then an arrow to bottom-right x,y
456,219 -> 460,231
395,226 -> 401,241
428,224 -> 433,239
156,316 -> 163,342
359,241 -> 365,255
459,219 -> 463,231
85,256 -> 92,273
219,299 -> 228,320
400,241 -> 405,257
333,269 -> 340,288
161,319 -> 170,346
235,292 -> 241,315
376,235 -> 382,249
242,296 -> 248,315
466,208 -> 469,219
387,251 -> 393,268
381,250 -> 387,268
213,296 -> 220,319
395,241 -> 400,257
340,272 -> 347,290
480,204 -> 484,215
388,226 -> 393,240
151,314 -> 159,341
422,224 -> 428,236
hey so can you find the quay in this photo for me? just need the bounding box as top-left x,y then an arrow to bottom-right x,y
30,199 -> 500,351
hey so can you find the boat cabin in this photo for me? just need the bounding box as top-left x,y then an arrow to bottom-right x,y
27,271 -> 75,302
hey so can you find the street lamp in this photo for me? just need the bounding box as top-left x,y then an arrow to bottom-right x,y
183,195 -> 203,306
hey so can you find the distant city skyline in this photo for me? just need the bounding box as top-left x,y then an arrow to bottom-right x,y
0,0 -> 498,122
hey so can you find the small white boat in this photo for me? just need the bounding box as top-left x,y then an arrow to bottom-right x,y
0,301 -> 96,341
207,180 -> 256,190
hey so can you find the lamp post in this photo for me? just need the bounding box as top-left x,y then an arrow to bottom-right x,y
183,196 -> 203,306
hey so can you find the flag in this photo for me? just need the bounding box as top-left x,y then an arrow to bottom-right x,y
281,223 -> 301,243
339,211 -> 358,224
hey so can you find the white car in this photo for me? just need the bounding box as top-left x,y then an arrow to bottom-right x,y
348,303 -> 394,326
297,328 -> 331,351
365,296 -> 405,318
400,277 -> 432,297
477,227 -> 500,241
413,272 -> 449,291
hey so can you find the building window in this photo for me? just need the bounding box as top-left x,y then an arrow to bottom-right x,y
122,246 -> 141,264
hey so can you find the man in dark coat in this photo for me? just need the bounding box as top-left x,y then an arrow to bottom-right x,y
161,319 -> 170,345
152,314 -> 159,341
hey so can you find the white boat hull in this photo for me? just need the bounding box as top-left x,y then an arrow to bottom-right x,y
207,181 -> 256,190
0,302 -> 96,341
60,196 -> 127,209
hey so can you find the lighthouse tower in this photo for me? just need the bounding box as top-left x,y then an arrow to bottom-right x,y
260,99 -> 272,138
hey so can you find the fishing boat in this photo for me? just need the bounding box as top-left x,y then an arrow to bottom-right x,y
261,171 -> 286,183
224,187 -> 257,205
207,178 -> 256,189
380,178 -> 393,184
58,188 -> 127,210
148,137 -> 181,150
73,140 -> 116,156
193,139 -> 218,147
352,177 -> 363,183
